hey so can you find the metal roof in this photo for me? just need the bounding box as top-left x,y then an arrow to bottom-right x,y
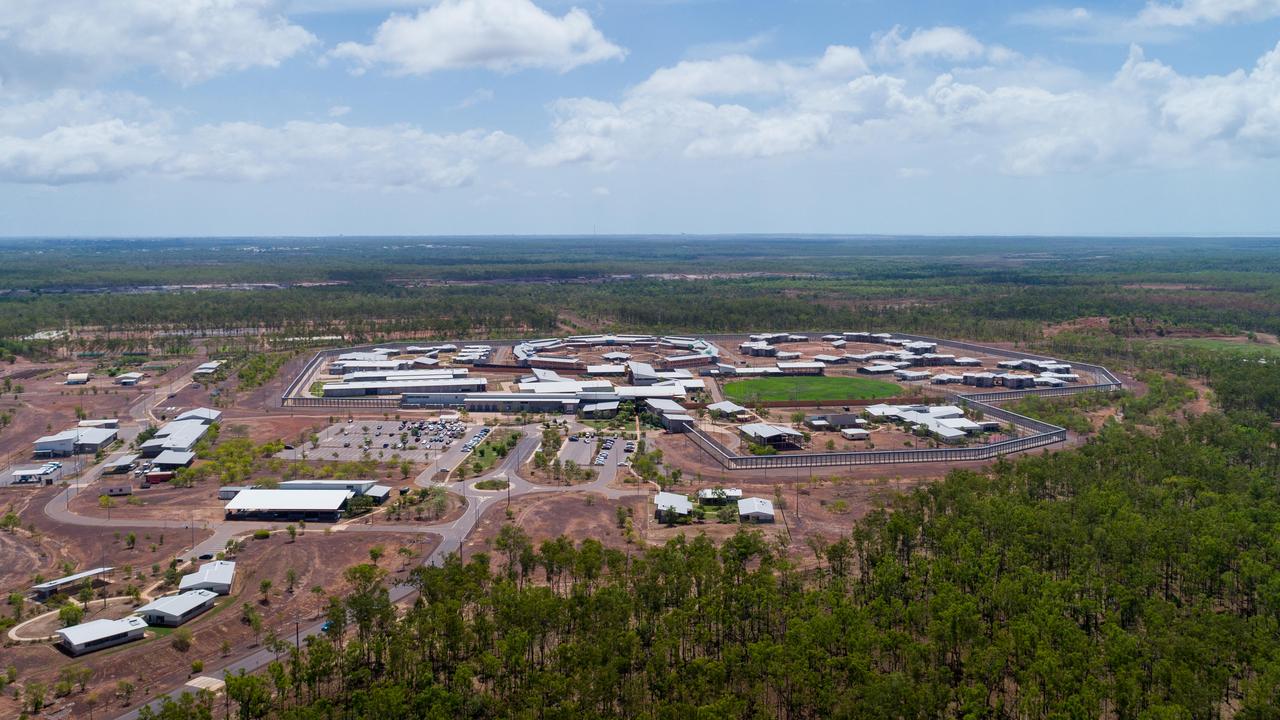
224,489 -> 352,512
654,492 -> 692,515
738,497 -> 775,516
180,561 -> 236,591
57,616 -> 147,646
739,423 -> 802,440
136,589 -> 217,617
152,450 -> 195,467
33,566 -> 114,592
707,400 -> 747,414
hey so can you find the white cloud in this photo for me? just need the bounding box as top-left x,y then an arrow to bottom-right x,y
0,0 -> 316,86
0,90 -> 526,189
327,105 -> 352,117
872,26 -> 1013,65
534,36 -> 1280,176
330,0 -> 624,75
1137,0 -> 1280,27
591,185 -> 610,196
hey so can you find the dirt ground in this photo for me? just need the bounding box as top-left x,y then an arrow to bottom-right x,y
1,529 -> 437,720
0,357 -> 147,469
461,492 -> 647,563
14,484 -> 215,594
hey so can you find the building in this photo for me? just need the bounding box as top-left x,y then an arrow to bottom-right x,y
224,488 -> 351,522
151,450 -> 196,470
858,364 -> 897,375
706,400 -> 748,418
34,426 -> 118,457
218,486 -> 248,500
180,560 -> 236,595
739,423 -> 804,449
894,369 -> 931,381
654,491 -> 693,518
738,497 -> 775,523
279,479 -> 392,504
32,567 -> 114,600
840,428 -> 870,440
135,590 -> 218,627
175,407 -> 222,423
776,361 -> 825,376
321,377 -> 487,397
65,372 -> 90,385
193,360 -> 224,375
115,372 -> 144,386
696,487 -> 742,505
805,413 -> 866,430
11,462 -> 62,485
103,454 -> 139,474
102,483 -> 133,497
580,400 -> 620,419
57,616 -> 147,656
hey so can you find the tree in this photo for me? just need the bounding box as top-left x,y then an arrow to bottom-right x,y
286,524 -> 297,542
259,579 -> 272,604
116,680 -> 135,706
285,568 -> 298,593
171,627 -> 193,651
99,494 -> 115,518
59,601 -> 84,627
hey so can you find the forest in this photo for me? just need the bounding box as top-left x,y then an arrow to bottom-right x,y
138,401 -> 1280,720
5,236 -> 1280,344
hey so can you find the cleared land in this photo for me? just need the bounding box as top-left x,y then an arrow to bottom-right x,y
723,375 -> 902,403
1147,336 -> 1280,356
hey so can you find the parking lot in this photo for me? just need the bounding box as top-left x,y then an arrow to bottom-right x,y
559,432 -> 635,471
276,418 -> 479,463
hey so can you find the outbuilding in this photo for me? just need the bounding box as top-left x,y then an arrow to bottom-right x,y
224,488 -> 351,522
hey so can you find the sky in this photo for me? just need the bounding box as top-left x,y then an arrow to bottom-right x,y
1,0 -> 1279,237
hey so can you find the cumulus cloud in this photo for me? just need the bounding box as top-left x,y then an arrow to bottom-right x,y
533,37 -> 1280,175
330,0 -> 624,75
0,0 -> 316,86
0,90 -> 525,188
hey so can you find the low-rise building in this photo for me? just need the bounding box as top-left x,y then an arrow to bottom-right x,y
654,491 -> 693,518
696,487 -> 742,505
738,497 -> 775,523
57,616 -> 147,656
135,590 -> 218,627
180,561 -> 236,595
739,423 -> 804,449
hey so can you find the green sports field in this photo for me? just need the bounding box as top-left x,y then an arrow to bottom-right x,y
722,375 -> 903,403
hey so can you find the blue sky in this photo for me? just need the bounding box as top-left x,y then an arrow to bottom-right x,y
1,0 -> 1278,236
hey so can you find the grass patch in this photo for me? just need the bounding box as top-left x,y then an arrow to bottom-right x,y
723,376 -> 902,403
1147,337 -> 1280,357
474,478 -> 510,490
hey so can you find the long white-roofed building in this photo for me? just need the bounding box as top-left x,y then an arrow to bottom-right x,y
57,616 -> 148,656
135,590 -> 218,627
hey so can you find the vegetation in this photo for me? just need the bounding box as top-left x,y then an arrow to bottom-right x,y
137,407 -> 1280,719
473,478 -> 510,490
723,375 -> 902,403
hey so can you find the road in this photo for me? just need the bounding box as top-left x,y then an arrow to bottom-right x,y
109,422 -> 646,719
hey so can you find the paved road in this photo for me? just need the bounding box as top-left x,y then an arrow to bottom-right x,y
111,423 -> 647,719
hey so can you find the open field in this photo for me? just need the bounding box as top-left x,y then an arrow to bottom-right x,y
1145,336 -> 1280,356
723,375 -> 903,403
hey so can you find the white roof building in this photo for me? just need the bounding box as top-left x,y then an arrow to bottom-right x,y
135,589 -> 218,627
706,400 -> 747,416
224,489 -> 351,518
175,407 -> 222,423
57,616 -> 147,656
696,487 -> 743,501
654,491 -> 693,516
180,560 -> 236,594
738,497 -> 776,522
